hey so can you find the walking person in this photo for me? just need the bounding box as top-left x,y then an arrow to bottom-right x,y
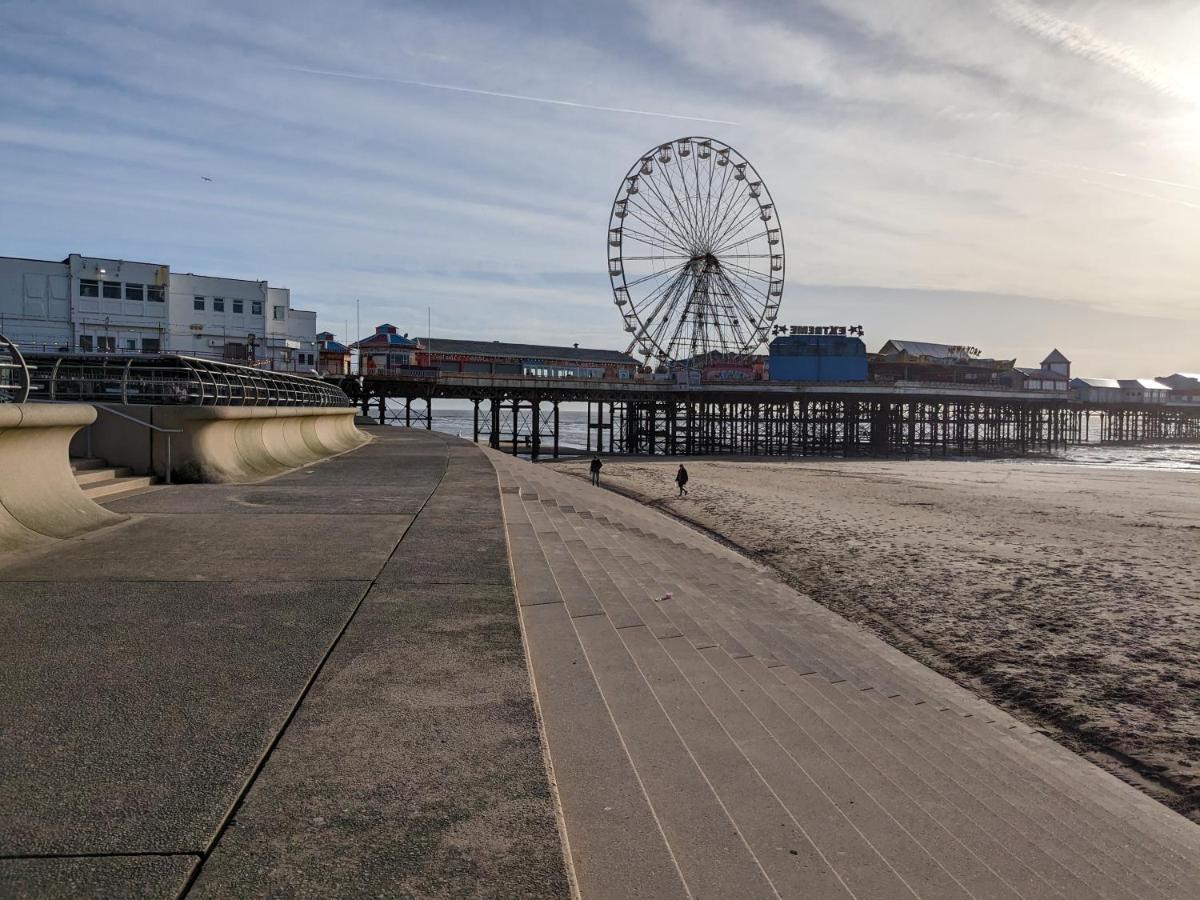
675,464 -> 689,497
590,456 -> 603,487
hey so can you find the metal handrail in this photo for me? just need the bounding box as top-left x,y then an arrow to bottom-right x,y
22,351 -> 351,408
33,399 -> 184,485
0,332 -> 32,403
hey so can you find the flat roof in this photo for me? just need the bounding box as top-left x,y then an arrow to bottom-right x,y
423,338 -> 636,365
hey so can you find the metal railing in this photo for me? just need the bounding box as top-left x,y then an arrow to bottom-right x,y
24,352 -> 351,407
0,332 -> 32,403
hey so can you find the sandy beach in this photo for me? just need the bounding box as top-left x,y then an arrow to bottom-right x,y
551,455 -> 1200,819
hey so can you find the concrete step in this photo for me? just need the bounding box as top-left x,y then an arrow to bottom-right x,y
75,466 -> 133,485
491,451 -> 1200,898
80,475 -> 156,500
69,457 -> 108,472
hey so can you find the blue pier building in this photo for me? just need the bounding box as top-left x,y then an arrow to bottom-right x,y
768,334 -> 867,382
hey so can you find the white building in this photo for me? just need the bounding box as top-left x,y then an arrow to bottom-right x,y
1118,378 -> 1171,404
1071,377 -> 1122,404
0,253 -> 317,372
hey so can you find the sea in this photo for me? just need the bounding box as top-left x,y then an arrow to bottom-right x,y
382,403 -> 1200,471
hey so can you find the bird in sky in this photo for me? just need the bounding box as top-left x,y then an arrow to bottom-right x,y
200,176 -> 213,182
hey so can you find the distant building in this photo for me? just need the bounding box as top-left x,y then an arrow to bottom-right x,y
1041,348 -> 1071,379
0,252 -> 317,372
417,337 -> 636,380
1118,378 -> 1171,404
872,339 -> 1014,385
1071,377 -> 1122,404
1157,373 -> 1200,404
768,334 -> 867,382
355,324 -> 421,375
355,326 -> 637,381
316,331 -> 353,375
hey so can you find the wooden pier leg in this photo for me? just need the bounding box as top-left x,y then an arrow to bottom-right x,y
473,400 -> 480,444
531,398 -> 540,460
490,398 -> 500,450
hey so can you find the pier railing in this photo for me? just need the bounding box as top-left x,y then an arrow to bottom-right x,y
24,352 -> 351,407
0,333 -> 33,404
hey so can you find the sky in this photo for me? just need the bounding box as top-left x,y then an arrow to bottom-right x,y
1,0 -> 1198,377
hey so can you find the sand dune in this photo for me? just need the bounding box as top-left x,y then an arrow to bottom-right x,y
552,456 -> 1200,820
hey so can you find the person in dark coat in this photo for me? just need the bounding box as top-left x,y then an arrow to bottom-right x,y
590,456 -> 603,486
675,464 -> 689,496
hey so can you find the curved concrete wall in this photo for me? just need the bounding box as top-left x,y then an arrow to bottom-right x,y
0,404 -> 125,552
151,407 -> 368,483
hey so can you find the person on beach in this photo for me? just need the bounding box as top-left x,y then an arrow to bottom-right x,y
675,464 -> 689,497
590,456 -> 603,487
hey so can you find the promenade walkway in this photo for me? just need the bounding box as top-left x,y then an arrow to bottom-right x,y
488,449 -> 1200,899
0,427 -> 567,898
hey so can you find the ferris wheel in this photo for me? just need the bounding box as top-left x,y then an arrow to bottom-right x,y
607,137 -> 784,365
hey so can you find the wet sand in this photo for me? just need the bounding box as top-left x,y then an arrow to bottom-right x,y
551,456 -> 1200,819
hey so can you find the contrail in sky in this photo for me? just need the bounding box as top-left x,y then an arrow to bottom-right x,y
280,65 -> 740,126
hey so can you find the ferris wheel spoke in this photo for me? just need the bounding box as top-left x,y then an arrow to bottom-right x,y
719,260 -> 773,285
671,150 -> 707,246
709,191 -> 757,250
658,154 -> 704,247
712,231 -> 766,256
624,259 -> 689,289
621,254 -> 692,261
620,224 -> 692,259
642,171 -> 699,250
704,165 -> 751,247
624,203 -> 693,255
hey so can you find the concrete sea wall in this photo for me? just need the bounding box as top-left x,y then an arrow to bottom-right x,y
152,406 -> 369,483
0,403 -> 124,551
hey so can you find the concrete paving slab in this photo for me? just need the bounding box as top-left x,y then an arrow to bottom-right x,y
0,580 -> 369,854
0,854 -> 198,899
191,583 -> 569,900
103,482 -> 433,516
379,514 -> 508,585
0,514 -> 412,582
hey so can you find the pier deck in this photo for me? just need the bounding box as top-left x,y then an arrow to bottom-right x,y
490,450 -> 1200,898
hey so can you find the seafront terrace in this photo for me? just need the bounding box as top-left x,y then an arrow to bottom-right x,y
1,428 -> 1198,897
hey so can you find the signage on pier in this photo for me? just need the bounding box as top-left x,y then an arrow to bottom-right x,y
772,324 -> 864,337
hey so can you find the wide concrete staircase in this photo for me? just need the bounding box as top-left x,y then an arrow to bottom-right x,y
71,457 -> 156,502
486,449 -> 1200,899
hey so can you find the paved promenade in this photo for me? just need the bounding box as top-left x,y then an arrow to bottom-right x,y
488,450 -> 1200,899
0,427 -> 567,898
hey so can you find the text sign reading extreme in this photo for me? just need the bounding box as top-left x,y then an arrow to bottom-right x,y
773,325 -> 864,337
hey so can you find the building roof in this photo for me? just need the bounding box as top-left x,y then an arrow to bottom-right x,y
1071,377 -> 1121,389
877,340 -> 973,360
1041,348 -> 1071,365
1158,372 -> 1200,388
421,338 -> 636,365
1118,379 -> 1171,391
1014,366 -> 1067,379
320,340 -> 351,354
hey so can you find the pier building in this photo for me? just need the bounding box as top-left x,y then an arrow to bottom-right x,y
871,339 -> 1015,384
0,252 -> 317,372
767,333 -> 867,382
355,324 -> 637,380
1071,377 -> 1122,404
1119,378 -> 1172,404
316,331 -> 353,375
1157,372 -> 1200,404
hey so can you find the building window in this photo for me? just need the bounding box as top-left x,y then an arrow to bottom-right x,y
102,281 -> 122,299
273,305 -> 285,320
79,335 -> 94,351
146,285 -> 165,302
125,339 -> 136,350
125,283 -> 144,301
80,279 -> 99,298
142,337 -> 160,352
193,297 -> 205,311
97,336 -> 116,352
213,297 -> 225,313
251,300 -> 262,316
232,299 -> 244,314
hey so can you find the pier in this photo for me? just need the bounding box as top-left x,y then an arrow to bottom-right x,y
346,372 -> 1200,458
